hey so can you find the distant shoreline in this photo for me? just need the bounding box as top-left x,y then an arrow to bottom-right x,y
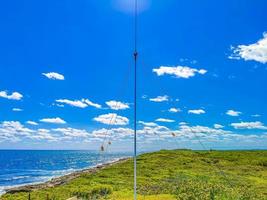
4,157 -> 130,195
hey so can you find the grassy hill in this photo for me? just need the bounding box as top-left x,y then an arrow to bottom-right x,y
1,149 -> 267,200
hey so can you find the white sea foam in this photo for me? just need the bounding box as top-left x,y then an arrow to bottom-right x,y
0,156 -> 129,197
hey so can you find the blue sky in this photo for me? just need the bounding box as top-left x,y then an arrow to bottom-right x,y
0,0 -> 267,151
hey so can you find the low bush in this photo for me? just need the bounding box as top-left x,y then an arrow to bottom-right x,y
72,185 -> 112,200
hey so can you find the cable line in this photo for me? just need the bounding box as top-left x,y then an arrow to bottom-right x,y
133,0 -> 138,199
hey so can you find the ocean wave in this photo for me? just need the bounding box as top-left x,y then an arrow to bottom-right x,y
3,176 -> 30,181
0,156 -> 129,196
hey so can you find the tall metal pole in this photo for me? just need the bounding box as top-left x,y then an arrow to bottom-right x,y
133,0 -> 138,200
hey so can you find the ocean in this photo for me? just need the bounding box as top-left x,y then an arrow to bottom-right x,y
0,150 -> 131,194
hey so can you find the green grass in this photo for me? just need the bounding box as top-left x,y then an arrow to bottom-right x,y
1,149 -> 267,200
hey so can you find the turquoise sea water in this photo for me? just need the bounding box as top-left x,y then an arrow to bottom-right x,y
0,150 -> 130,194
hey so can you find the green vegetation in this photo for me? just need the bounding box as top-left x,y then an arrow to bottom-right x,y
1,149 -> 267,200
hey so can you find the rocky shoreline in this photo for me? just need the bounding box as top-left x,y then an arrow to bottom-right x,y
5,157 -> 130,194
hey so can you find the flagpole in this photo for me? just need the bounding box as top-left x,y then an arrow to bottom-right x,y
133,0 -> 138,199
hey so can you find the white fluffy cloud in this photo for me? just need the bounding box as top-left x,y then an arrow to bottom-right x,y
252,114 -> 261,117
1,121 -> 34,135
53,128 -> 89,137
0,121 -> 89,142
93,113 -> 129,125
0,91 -> 23,100
0,121 -> 34,142
82,99 -> 102,109
229,33 -> 267,64
95,127 -> 133,136
138,125 -> 169,136
168,108 -> 181,113
179,124 -> 231,136
214,124 -> 224,129
231,121 -> 267,130
153,66 -> 207,78
30,129 -> 56,141
55,99 -> 101,109
149,95 -> 168,102
138,121 -> 158,127
226,110 -> 241,117
12,108 -> 23,112
188,109 -> 205,115
106,100 -> 129,110
40,117 -> 66,124
26,121 -> 38,126
42,72 -> 65,80
91,127 -> 134,141
155,118 -> 175,123
56,99 -> 88,108
1,120 -> 266,146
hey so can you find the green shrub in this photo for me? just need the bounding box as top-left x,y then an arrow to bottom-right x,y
73,185 -> 113,200
91,185 -> 113,196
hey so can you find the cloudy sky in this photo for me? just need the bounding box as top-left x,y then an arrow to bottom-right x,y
0,0 -> 267,151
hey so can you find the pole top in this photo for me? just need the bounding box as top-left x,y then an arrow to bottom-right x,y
134,51 -> 138,60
